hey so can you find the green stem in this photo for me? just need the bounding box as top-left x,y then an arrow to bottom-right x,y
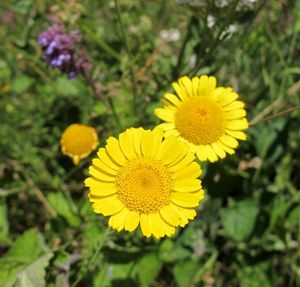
114,0 -> 138,114
190,0 -> 240,76
173,17 -> 194,79
108,96 -> 121,131
71,228 -> 111,287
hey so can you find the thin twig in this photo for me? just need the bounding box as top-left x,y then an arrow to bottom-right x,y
249,97 -> 282,126
249,105 -> 300,126
24,174 -> 57,218
83,72 -> 121,130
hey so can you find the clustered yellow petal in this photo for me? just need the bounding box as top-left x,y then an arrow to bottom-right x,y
60,123 -> 99,165
85,127 -> 205,239
155,75 -> 248,162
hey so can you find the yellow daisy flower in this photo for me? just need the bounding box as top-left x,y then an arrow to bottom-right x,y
155,75 -> 248,162
85,127 -> 204,239
60,123 -> 99,165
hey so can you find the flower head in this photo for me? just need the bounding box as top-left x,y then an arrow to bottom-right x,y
38,24 -> 90,79
60,124 -> 99,165
85,127 -> 204,239
155,75 -> 248,162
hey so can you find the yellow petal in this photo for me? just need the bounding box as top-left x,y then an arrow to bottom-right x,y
212,87 -> 232,102
211,142 -> 226,159
159,205 -> 181,226
172,162 -> 202,180
171,205 -> 196,227
106,137 -> 127,166
92,158 -> 118,175
156,137 -> 187,166
177,206 -> 197,220
225,109 -> 246,120
132,128 -> 144,156
171,192 -> 201,208
89,186 -> 116,197
141,130 -> 155,158
97,148 -> 120,170
124,211 -> 140,232
164,93 -> 181,107
90,193 -> 116,207
223,100 -> 245,111
156,123 -> 176,131
152,127 -> 164,154
172,81 -> 188,100
198,75 -> 209,97
168,152 -> 195,172
179,76 -> 193,97
148,213 -> 166,239
173,179 -> 202,192
159,216 -> 176,237
192,76 -> 200,97
155,108 -> 175,122
207,76 -> 217,96
196,145 -> 209,162
85,177 -> 115,188
219,92 -> 239,106
226,118 -> 249,130
164,129 -> 180,138
89,166 -> 115,182
220,135 -> 239,148
225,130 -> 247,140
196,145 -> 218,162
140,214 -> 151,237
93,198 -> 124,216
108,208 -> 129,231
199,76 -> 217,97
216,140 -> 235,155
119,130 -> 136,160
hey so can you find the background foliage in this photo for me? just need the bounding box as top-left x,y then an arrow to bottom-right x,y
0,0 -> 299,286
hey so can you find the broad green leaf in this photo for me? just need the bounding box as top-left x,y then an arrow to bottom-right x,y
221,199 -> 259,241
134,252 -> 162,287
238,264 -> 272,287
47,192 -> 81,227
11,76 -> 33,94
172,260 -> 199,287
0,229 -> 49,287
15,252 -> 53,287
55,78 -> 80,97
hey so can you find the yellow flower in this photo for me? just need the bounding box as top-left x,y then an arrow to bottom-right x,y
155,75 -> 248,162
60,123 -> 99,165
85,127 -> 204,239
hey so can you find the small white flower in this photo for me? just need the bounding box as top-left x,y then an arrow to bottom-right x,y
160,29 -> 181,42
207,15 -> 216,28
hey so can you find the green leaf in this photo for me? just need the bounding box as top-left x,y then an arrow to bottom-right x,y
221,199 -> 259,241
11,76 -> 33,94
15,252 -> 53,287
134,252 -> 162,287
47,192 -> 81,227
0,229 -> 50,287
172,260 -> 199,287
55,78 -> 80,97
238,262 -> 272,287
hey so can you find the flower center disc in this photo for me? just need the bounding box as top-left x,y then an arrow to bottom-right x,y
115,158 -> 173,214
175,97 -> 225,145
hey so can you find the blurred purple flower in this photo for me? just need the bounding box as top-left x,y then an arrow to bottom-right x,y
38,24 -> 90,79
